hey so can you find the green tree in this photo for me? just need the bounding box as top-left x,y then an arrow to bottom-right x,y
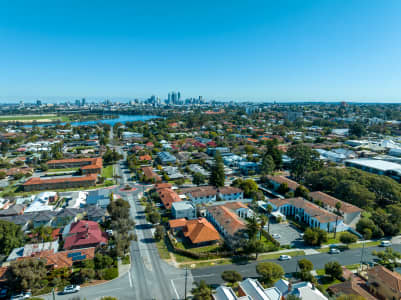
287,144 -> 323,181
0,220 -> 25,255
259,214 -> 269,240
372,247 -> 401,270
294,185 -> 310,198
193,172 -> 206,186
209,151 -> 225,187
246,216 -> 260,240
303,227 -> 328,246
261,154 -> 275,175
349,122 -> 366,138
264,140 -> 282,169
221,270 -> 242,284
148,211 -> 161,224
339,232 -> 358,245
256,262 -> 284,285
298,259 -> 313,272
324,261 -> 343,280
94,253 -> 114,270
8,258 -> 47,293
154,225 -> 165,241
277,183 -> 290,195
192,280 -> 213,300
286,295 -> 302,300
244,238 -> 266,260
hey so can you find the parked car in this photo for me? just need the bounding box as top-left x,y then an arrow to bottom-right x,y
0,288 -> 8,299
279,255 -> 292,261
10,292 -> 31,300
272,233 -> 281,239
63,285 -> 80,294
380,240 -> 392,247
329,248 -> 341,254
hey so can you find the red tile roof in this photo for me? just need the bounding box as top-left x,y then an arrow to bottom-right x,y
64,220 -> 107,250
169,218 -> 188,228
183,218 -> 220,244
158,188 -> 181,209
139,155 -> 152,161
23,174 -> 97,186
206,204 -> 246,237
309,191 -> 363,214
367,265 -> 401,293
267,175 -> 300,191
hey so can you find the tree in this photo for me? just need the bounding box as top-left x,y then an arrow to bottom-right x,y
256,262 -> 284,285
78,268 -> 95,283
264,140 -> 282,169
286,295 -> 302,300
298,259 -> 313,272
324,261 -> 343,280
372,247 -> 401,270
148,211 -> 161,224
277,183 -> 290,195
244,238 -> 266,260
349,122 -> 366,138
0,171 -> 6,179
221,270 -> 242,284
303,227 -> 328,246
154,225 -> 165,241
8,258 -> 47,293
261,154 -> 275,175
94,253 -> 114,270
259,214 -> 269,240
193,172 -> 206,186
209,151 -> 225,187
287,144 -> 323,181
32,226 -> 53,243
0,220 -> 25,255
246,216 -> 260,240
294,185 -> 309,198
339,232 -> 357,245
192,280 -> 213,300
336,295 -> 365,300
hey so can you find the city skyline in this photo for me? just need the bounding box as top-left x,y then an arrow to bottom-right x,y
1,1 -> 401,102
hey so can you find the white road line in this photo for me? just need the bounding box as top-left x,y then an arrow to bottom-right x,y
128,271 -> 133,287
171,279 -> 180,299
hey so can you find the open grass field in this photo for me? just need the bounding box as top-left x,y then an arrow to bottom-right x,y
0,114 -> 66,122
102,165 -> 114,178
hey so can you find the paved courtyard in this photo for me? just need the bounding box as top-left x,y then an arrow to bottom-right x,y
266,222 -> 302,245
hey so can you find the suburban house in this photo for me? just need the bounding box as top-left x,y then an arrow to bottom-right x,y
86,188 -> 114,208
213,278 -> 282,300
63,220 -> 108,250
0,204 -> 24,217
180,186 -> 244,204
85,206 -> 107,223
206,203 -> 246,242
53,208 -> 83,227
6,241 -> 59,262
309,191 -> 362,225
266,175 -> 300,192
328,272 -> 377,300
171,201 -> 196,219
169,217 -> 220,247
367,265 -> 401,300
141,166 -> 162,183
47,157 -> 102,174
157,186 -> 182,209
23,174 -> 97,191
267,197 -> 345,233
275,279 -> 328,300
31,210 -> 57,228
157,151 -> 177,164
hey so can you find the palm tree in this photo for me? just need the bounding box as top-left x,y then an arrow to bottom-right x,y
266,204 -> 273,233
259,214 -> 269,240
246,216 -> 260,240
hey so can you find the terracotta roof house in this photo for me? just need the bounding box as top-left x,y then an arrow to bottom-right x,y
367,265 -> 401,300
267,197 -> 345,233
141,166 -> 161,183
139,154 -> 152,161
170,218 -> 220,246
180,186 -> 243,204
47,157 -> 102,174
158,188 -> 181,209
63,220 -> 108,250
328,275 -> 377,300
23,174 -> 97,191
309,191 -> 363,225
266,175 -> 300,192
206,203 -> 247,244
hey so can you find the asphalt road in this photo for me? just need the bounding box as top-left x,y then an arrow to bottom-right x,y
191,244 -> 401,287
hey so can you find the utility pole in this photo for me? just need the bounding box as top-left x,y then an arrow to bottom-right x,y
184,266 -> 188,300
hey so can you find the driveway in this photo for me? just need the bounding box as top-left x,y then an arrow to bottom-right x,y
266,222 -> 302,245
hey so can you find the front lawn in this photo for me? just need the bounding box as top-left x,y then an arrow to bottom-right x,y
102,165 -> 114,178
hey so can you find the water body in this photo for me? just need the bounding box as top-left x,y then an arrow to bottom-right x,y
24,114 -> 160,127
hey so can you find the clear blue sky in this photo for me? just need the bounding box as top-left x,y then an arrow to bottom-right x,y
1,0 -> 401,102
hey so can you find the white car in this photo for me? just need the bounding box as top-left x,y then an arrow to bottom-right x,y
63,285 -> 80,294
272,233 -> 281,239
279,255 -> 292,261
10,292 -> 31,300
380,240 -> 392,247
329,248 -> 341,254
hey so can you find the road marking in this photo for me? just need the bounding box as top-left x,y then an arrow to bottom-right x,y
171,279 -> 180,299
128,271 -> 133,287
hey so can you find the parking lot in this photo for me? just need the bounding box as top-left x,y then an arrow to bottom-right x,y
265,222 -> 302,245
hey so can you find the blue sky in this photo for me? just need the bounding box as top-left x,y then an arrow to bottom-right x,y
1,0 -> 401,102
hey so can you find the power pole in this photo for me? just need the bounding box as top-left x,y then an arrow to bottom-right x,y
184,266 -> 188,300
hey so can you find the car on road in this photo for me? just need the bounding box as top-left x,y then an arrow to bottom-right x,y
10,292 -> 31,300
63,285 -> 80,294
272,233 -> 281,239
380,240 -> 392,247
279,255 -> 292,261
329,248 -> 341,254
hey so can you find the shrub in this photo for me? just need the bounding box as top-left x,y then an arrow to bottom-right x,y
340,232 -> 358,245
103,267 -> 118,280
221,270 -> 242,283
